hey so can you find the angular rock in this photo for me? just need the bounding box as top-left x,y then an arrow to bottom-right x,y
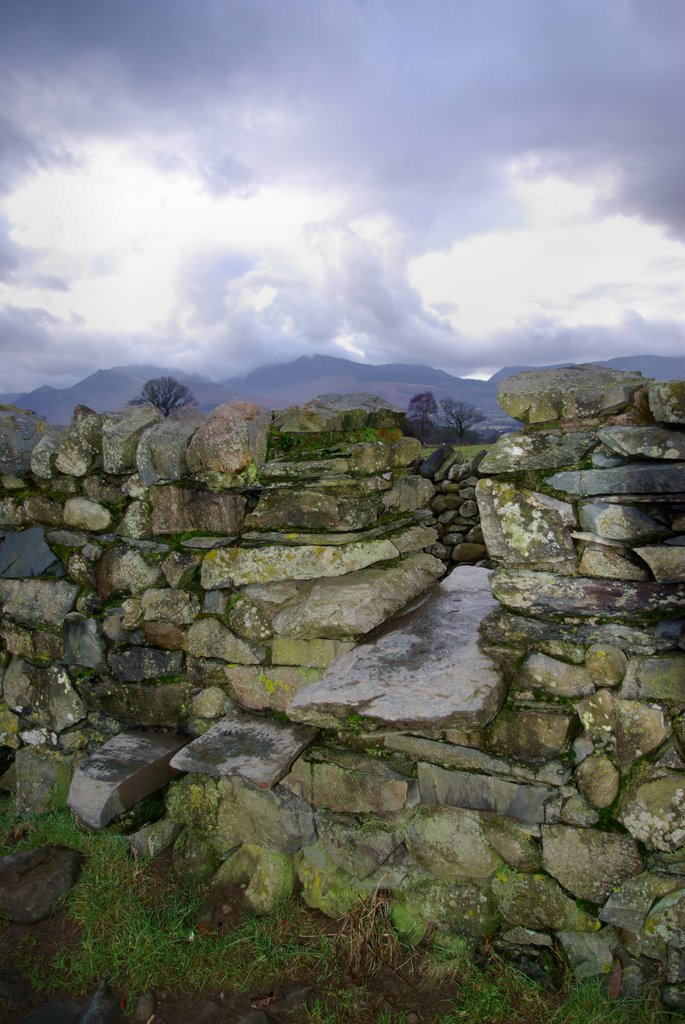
108,646 -> 183,681
245,488 -> 380,533
491,569 -> 685,621
186,401 -> 269,475
518,653 -> 594,698
418,762 -> 559,824
15,746 -> 73,815
68,731 -> 186,829
201,537 -> 399,588
55,405 -> 102,478
555,928 -> 618,980
212,844 -> 294,915
598,425 -> 685,461
282,750 -> 413,814
578,503 -> 670,541
116,499 -> 152,539
635,545 -> 685,582
541,825 -> 642,903
140,587 -> 199,624
0,407 -> 48,475
546,462 -> 685,496
479,430 -> 597,474
0,578 -> 77,627
136,415 -> 200,486
643,889 -> 685,948
63,613 -> 106,669
30,430 -> 62,478
0,846 -> 83,923
216,776 -> 316,853
497,365 -> 643,423
272,392 -> 405,433
0,527 -> 63,578
287,566 -> 505,731
225,665 -> 322,714
491,871 -> 597,931
621,654 -> 685,703
79,677 -> 190,727
184,618 -> 260,663
648,380 -> 685,424
579,545 -> 650,581
96,545 -> 161,599
405,806 -> 502,880
618,773 -> 685,851
478,708 -> 577,763
316,814 -> 402,880
479,479 -> 573,569
600,871 -> 682,931
271,552 -> 444,639
482,817 -> 542,872
102,404 -> 161,473
394,877 -> 500,940
271,637 -> 354,668
576,689 -> 671,766
149,484 -> 245,534
162,550 -> 201,588
170,712 -> 317,787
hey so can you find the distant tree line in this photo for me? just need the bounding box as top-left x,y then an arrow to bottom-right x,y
406,391 -> 487,443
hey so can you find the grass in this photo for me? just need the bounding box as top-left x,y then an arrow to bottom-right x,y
0,801 -> 674,1024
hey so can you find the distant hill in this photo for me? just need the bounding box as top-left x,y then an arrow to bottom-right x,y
0,366 -> 241,425
2,352 -> 684,425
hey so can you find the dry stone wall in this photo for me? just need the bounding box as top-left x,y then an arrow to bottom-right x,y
2,367 -> 685,1006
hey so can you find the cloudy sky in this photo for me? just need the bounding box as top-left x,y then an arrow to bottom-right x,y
1,0 -> 684,393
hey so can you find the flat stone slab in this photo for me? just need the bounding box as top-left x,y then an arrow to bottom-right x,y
0,845 -> 83,923
0,528 -> 64,579
287,566 -> 506,731
68,731 -> 186,829
170,712 -> 317,788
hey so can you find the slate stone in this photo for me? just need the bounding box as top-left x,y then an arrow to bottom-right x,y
0,528 -> 63,578
108,646 -> 183,681
555,928 -> 618,980
545,462 -> 685,495
68,731 -> 186,829
30,429 -> 63,478
600,871 -> 681,932
479,430 -> 597,474
0,578 -> 78,627
201,536 -> 400,588
282,749 -> 415,814
579,545 -> 650,581
244,488 -> 380,533
481,607 -> 678,657
96,545 -> 161,599
287,566 -> 505,731
271,552 -> 445,639
541,825 -> 642,903
643,889 -> 685,948
477,479 -> 576,566
0,845 -> 83,923
170,712 -> 317,788
149,484 -> 246,534
272,392 -> 405,433
576,688 -> 671,766
490,569 -> 685,621
184,617 -> 261,663
598,425 -> 685,460
405,806 -> 502,881
79,677 -> 190,727
497,365 -> 643,423
621,654 -> 685,703
517,652 -> 594,698
316,813 -> 402,880
418,762 -> 560,824
419,444 -> 461,479
578,502 -> 670,541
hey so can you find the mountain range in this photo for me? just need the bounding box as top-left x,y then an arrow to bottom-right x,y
2,352 -> 684,425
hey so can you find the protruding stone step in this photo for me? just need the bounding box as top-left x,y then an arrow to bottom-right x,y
170,711 -> 317,788
68,731 -> 186,829
287,566 -> 507,731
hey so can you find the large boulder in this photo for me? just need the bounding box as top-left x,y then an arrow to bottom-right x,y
185,401 -> 269,476
0,846 -> 83,923
0,406 -> 49,475
497,365 -> 644,424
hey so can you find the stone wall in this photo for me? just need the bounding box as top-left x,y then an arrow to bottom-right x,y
2,367 -> 685,1005
0,393 -> 444,811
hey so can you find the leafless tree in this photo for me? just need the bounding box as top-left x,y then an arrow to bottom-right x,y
439,397 -> 486,440
129,376 -> 195,417
407,391 -> 438,440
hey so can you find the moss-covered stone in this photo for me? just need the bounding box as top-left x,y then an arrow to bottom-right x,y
166,774 -> 220,832
171,829 -> 221,882
212,844 -> 294,914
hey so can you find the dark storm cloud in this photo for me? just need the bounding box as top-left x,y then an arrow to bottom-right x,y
1,0 -> 684,388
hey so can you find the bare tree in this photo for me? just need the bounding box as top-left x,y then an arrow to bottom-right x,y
129,376 -> 195,417
407,391 -> 438,441
439,397 -> 486,440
